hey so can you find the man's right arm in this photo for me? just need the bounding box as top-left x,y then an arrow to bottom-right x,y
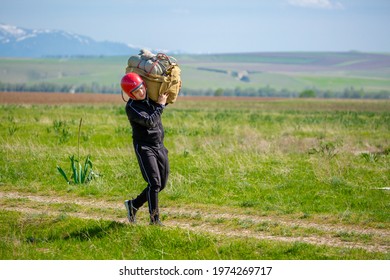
126,101 -> 164,128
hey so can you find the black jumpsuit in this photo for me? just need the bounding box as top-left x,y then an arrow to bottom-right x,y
125,97 -> 169,222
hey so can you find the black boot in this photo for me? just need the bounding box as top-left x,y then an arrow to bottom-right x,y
124,200 -> 138,223
150,214 -> 164,226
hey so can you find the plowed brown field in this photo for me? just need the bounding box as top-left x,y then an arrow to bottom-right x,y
0,91 -> 280,104
0,91 -> 123,104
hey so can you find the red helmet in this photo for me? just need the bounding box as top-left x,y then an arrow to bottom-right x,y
121,73 -> 145,99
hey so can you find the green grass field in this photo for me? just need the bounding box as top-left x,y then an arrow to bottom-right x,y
0,98 -> 389,259
1,52 -> 390,94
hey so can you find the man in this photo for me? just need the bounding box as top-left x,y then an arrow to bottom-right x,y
121,72 -> 169,226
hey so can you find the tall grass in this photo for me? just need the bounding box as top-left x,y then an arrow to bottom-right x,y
0,99 -> 389,259
0,210 -> 386,260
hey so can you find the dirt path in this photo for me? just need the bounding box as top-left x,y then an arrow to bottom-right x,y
1,191 -> 389,253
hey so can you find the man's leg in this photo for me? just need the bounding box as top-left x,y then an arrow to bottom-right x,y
133,144 -> 162,223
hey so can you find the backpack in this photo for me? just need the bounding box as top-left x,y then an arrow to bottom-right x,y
125,49 -> 182,104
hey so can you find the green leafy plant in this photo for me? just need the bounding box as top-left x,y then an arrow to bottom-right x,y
361,152 -> 379,163
52,119 -> 71,143
57,154 -> 98,184
8,124 -> 18,136
57,118 -> 99,184
308,141 -> 339,158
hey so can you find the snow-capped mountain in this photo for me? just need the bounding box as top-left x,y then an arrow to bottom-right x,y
0,23 -> 139,57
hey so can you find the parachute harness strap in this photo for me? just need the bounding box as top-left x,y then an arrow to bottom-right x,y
121,90 -> 129,103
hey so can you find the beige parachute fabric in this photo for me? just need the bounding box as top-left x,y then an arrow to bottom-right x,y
125,50 -> 182,104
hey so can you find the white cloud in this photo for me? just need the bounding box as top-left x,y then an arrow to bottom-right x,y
287,0 -> 344,9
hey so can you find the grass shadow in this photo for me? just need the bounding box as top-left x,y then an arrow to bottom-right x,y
62,221 -> 125,241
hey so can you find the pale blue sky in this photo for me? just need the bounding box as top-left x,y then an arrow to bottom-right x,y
1,0 -> 389,53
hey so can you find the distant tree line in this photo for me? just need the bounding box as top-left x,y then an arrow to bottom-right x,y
1,82 -> 389,99
183,86 -> 390,99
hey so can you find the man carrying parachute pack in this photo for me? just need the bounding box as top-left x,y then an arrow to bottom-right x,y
121,49 -> 182,225
121,72 -> 170,226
